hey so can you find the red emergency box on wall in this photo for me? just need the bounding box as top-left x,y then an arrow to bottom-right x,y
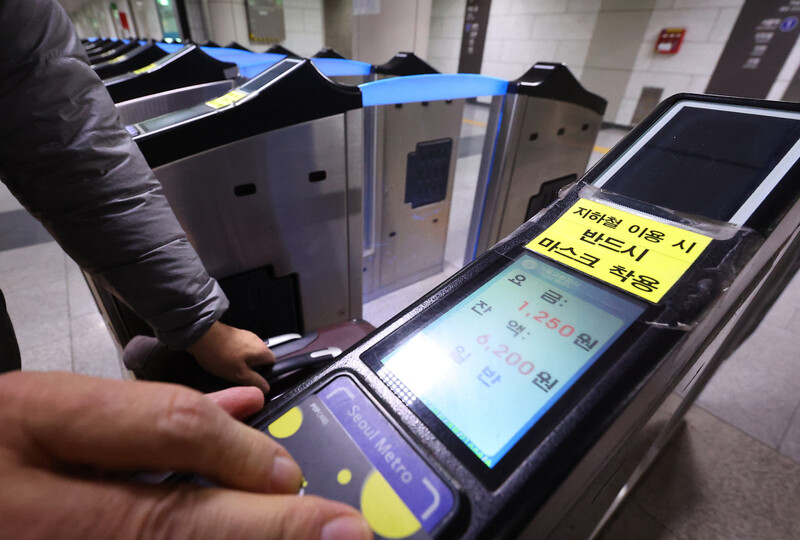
655,28 -> 686,54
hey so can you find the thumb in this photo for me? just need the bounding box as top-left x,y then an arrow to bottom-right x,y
206,386 -> 265,419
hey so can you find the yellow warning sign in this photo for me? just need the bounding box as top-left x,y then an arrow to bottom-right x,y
132,62 -> 157,74
205,90 -> 248,109
526,199 -> 712,303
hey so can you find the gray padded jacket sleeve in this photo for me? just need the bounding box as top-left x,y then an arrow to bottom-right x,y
0,0 -> 229,349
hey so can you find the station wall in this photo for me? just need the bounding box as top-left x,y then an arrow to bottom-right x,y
203,0 -> 324,55
594,0 -> 746,125
429,1 -> 598,85
71,0 -> 325,57
69,0 -> 800,126
352,0 -> 431,66
428,0 -> 800,126
131,0 -> 164,40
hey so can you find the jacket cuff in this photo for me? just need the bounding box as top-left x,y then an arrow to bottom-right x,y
154,280 -> 230,350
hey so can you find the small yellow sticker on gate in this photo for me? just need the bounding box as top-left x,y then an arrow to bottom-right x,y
132,62 -> 158,74
525,199 -> 712,303
206,90 -> 248,109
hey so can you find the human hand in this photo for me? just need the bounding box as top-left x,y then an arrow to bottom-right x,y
0,372 -> 372,540
187,321 -> 276,393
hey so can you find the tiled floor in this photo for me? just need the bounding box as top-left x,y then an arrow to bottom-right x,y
0,194 -> 123,379
2,116 -> 799,538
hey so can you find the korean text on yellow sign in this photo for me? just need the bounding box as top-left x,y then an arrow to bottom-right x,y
526,199 -> 712,302
205,90 -> 248,110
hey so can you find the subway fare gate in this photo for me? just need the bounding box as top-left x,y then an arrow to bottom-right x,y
114,52 -> 368,127
361,61 -> 605,300
113,51 -> 438,130
102,44 -> 239,103
90,59 -> 517,349
360,53 -> 473,301
88,39 -> 143,65
92,58 -> 364,346
93,41 -> 171,80
466,62 -> 606,264
175,94 -> 800,539
114,47 -> 286,125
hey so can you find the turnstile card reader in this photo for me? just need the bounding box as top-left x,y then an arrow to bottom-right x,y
115,80 -> 237,127
84,38 -> 117,55
96,59 -> 365,347
89,40 -> 141,65
131,58 -> 361,166
115,54 -> 368,129
467,63 -> 607,264
93,41 -> 168,80
227,95 -> 800,539
103,45 -> 239,103
114,49 -> 286,126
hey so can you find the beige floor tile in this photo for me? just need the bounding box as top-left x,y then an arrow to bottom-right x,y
0,256 -> 66,293
5,279 -> 70,351
363,263 -> 460,327
0,182 -> 24,214
70,312 -> 124,380
600,501 -> 678,540
66,256 -> 101,319
0,241 -> 62,273
780,403 -> 800,463
695,323 -> 800,450
447,153 -> 483,267
630,403 -> 800,540
21,337 -> 73,373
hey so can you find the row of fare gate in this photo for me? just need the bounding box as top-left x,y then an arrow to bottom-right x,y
80,37 -> 607,349
81,38 -> 800,540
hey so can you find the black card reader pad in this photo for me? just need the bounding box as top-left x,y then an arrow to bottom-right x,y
264,376 -> 456,539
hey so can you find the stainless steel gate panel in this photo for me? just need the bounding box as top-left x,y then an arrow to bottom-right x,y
361,104 -> 380,297
497,98 -> 601,241
364,99 -> 464,300
116,80 -> 235,125
466,63 -> 606,263
152,113 -> 362,332
344,109 -> 365,318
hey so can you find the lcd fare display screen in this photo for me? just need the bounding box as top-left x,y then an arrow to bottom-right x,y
373,253 -> 645,468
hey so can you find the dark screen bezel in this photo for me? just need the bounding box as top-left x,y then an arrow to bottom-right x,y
361,248 -> 654,489
584,94 -> 800,236
597,104 -> 800,223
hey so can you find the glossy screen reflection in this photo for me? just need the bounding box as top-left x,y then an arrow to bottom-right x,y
379,253 -> 645,467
